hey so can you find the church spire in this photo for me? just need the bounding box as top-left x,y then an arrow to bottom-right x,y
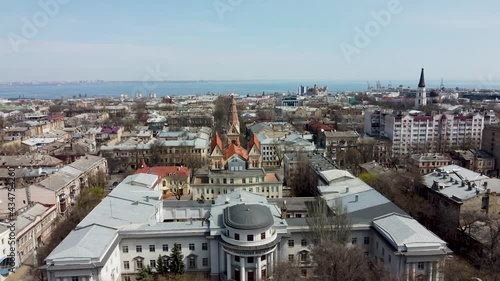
227,94 -> 240,146
418,68 -> 425,88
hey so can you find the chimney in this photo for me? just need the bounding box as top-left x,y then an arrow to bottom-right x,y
346,187 -> 349,193
280,200 -> 288,219
354,194 -> 359,202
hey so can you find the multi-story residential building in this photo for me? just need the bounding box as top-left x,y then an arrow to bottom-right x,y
28,155 -> 108,215
43,171 -> 449,281
100,128 -> 211,173
451,149 -> 495,176
14,203 -> 58,266
283,152 -> 337,186
365,110 -> 495,156
481,124 -> 500,175
419,165 -> 500,250
407,153 -> 452,175
0,224 -> 14,280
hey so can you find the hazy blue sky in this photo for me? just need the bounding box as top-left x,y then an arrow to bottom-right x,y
0,0 -> 499,82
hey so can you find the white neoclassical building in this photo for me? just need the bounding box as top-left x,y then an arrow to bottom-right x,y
44,172 -> 449,281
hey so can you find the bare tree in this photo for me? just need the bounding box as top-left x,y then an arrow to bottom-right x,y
288,154 -> 318,197
179,154 -> 208,183
306,198 -> 351,244
311,242 -> 400,281
267,261 -> 303,281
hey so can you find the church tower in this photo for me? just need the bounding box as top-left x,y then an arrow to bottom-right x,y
415,68 -> 427,107
227,94 -> 240,146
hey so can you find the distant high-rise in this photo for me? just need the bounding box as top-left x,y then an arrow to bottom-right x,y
298,85 -> 306,95
415,68 -> 427,107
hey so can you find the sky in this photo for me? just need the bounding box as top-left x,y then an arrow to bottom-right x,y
0,0 -> 499,82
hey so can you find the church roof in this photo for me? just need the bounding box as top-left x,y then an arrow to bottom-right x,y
248,134 -> 260,151
223,143 -> 248,161
418,68 -> 425,88
211,133 -> 223,151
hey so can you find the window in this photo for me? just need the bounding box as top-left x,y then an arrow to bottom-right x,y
247,234 -> 254,241
136,245 -> 142,253
122,246 -> 129,253
417,262 -> 424,270
149,245 -> 155,252
352,237 -> 357,245
261,255 -> 266,261
364,237 -> 370,245
188,256 -> 197,269
288,254 -> 294,262
202,243 -> 208,250
261,232 -> 266,239
301,269 -> 307,277
71,277 -> 79,281
235,233 -> 240,240
136,259 -> 143,269
124,277 -> 131,281
301,239 -> 307,247
202,258 -> 209,267
189,243 -> 195,251
288,240 -> 294,247
235,256 -> 240,262
163,244 -> 169,252
123,261 -> 130,269
248,257 -> 254,263
300,252 -> 307,262
388,255 -> 392,264
150,260 -> 156,267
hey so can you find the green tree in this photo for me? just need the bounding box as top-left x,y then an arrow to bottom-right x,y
136,265 -> 154,281
168,243 -> 185,274
156,254 -> 168,275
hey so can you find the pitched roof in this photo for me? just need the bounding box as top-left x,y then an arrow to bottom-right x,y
211,133 -> 223,151
223,144 -> 248,160
248,134 -> 260,151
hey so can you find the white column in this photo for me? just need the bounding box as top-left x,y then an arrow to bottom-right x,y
240,257 -> 246,281
406,263 -> 410,281
219,245 -> 225,274
226,253 -> 232,280
256,257 -> 262,281
427,262 -> 433,281
269,252 -> 274,276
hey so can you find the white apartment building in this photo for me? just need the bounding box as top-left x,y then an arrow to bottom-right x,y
44,172 -> 449,281
0,225 -> 14,281
365,110 -> 496,156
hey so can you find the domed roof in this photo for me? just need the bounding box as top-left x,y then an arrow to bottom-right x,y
224,204 -> 274,230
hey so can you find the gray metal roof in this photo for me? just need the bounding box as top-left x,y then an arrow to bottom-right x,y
224,204 -> 274,230
46,224 -> 118,262
373,213 -> 447,253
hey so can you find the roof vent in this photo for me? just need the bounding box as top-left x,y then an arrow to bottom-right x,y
354,194 -> 359,202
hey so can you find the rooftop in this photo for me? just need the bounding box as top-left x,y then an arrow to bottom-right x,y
422,165 -> 499,201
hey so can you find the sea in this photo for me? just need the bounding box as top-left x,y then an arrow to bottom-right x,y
0,80 -> 499,100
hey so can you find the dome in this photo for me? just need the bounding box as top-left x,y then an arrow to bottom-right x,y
224,204 -> 274,230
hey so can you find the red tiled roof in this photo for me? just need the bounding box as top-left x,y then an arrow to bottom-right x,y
135,166 -> 190,178
211,133 -> 223,151
223,144 -> 248,161
248,134 -> 260,150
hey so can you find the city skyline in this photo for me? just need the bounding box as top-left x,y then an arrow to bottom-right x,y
1,1 -> 499,82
